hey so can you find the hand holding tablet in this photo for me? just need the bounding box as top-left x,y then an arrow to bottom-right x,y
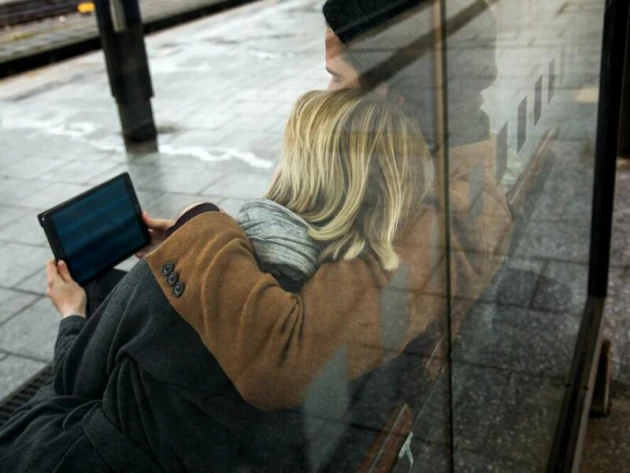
135,212 -> 176,259
38,173 -> 151,286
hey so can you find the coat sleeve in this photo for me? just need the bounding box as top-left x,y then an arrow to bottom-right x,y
53,316 -> 86,382
145,137 -> 512,411
53,315 -> 86,395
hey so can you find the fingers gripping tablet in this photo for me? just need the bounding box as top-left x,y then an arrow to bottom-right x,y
38,173 -> 150,286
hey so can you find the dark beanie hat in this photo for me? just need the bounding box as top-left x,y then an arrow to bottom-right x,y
323,0 -> 427,44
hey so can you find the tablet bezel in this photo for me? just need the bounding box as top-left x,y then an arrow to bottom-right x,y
37,172 -> 150,286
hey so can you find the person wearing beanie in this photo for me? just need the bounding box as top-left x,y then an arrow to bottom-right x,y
323,0 -> 427,45
323,0 -> 498,148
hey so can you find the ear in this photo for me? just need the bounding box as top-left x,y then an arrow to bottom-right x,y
374,83 -> 405,107
374,82 -> 389,96
388,89 -> 405,107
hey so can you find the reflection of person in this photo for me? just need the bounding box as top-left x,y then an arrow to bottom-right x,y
324,0 -> 498,148
0,90 -> 434,472
320,0 -> 506,343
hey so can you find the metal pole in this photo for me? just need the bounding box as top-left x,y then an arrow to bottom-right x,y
94,0 -> 158,153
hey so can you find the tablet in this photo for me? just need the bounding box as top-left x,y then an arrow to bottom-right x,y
38,173 -> 150,286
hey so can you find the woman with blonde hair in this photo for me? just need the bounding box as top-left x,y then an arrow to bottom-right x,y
0,90 -> 433,473
237,89 -> 433,283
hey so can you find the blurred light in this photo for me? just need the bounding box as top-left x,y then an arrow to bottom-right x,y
78,2 -> 95,14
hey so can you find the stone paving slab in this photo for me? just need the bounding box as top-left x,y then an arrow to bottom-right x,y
452,302 -> 581,380
483,373 -> 565,469
0,288 -> 38,326
531,261 -> 590,316
476,257 -> 546,307
451,363 -> 508,452
0,206 -> 24,228
0,298 -> 60,361
0,355 -> 47,400
0,242 -> 51,288
0,212 -> 49,246
514,219 -> 592,263
452,450 -> 539,473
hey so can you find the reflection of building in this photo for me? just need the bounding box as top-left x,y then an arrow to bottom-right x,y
483,0 -> 569,196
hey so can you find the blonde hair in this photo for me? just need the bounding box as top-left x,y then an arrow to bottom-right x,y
265,89 -> 433,271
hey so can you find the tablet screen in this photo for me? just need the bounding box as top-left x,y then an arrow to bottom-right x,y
50,176 -> 148,285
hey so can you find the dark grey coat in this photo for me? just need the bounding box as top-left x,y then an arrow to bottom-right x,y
0,259 -> 311,473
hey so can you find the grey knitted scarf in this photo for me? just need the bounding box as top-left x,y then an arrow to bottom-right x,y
235,199 -> 321,281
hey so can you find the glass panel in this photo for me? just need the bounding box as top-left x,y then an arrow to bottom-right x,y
447,0 -> 605,470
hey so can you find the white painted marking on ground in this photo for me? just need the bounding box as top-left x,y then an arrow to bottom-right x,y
0,106 -> 273,169
159,145 -> 273,169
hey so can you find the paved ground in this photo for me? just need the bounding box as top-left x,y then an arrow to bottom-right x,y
0,0 -> 627,471
0,0 -> 307,395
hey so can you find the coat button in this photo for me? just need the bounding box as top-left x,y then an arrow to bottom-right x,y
162,262 -> 174,276
173,282 -> 185,298
167,272 -> 178,287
